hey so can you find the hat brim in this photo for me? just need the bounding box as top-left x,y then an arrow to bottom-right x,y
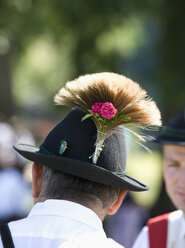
154,137 -> 185,146
14,144 -> 149,192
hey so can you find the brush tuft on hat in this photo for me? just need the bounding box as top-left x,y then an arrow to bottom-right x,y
54,72 -> 162,163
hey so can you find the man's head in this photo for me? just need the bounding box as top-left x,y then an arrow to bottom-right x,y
14,72 -> 161,218
163,144 -> 185,214
32,162 -> 127,220
156,109 -> 185,213
0,122 -> 18,168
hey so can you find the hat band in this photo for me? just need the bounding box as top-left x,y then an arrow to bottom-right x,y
39,145 -> 55,156
160,127 -> 185,139
38,145 -> 127,178
113,171 -> 126,179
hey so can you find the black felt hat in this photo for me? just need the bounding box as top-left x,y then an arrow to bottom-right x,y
155,109 -> 185,146
14,73 -> 162,191
14,109 -> 149,191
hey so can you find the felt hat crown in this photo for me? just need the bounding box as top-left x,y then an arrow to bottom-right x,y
155,108 -> 185,145
14,72 -> 162,191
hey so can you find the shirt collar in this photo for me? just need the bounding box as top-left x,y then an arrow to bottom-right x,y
169,210 -> 185,239
181,213 -> 185,239
178,211 -> 185,239
28,199 -> 103,231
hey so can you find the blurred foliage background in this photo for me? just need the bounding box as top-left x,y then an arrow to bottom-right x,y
0,0 -> 184,218
1,0 -> 184,119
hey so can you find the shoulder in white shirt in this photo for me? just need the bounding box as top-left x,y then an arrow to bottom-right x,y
0,200 -> 125,248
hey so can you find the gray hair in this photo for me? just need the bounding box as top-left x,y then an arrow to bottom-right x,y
39,166 -> 120,209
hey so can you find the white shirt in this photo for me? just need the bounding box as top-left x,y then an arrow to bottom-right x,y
132,210 -> 185,248
0,199 -> 124,248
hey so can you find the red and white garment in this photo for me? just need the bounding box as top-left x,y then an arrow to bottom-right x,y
132,210 -> 185,248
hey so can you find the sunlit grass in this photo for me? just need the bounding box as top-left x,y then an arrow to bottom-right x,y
96,17 -> 147,58
12,36 -> 72,110
127,151 -> 163,208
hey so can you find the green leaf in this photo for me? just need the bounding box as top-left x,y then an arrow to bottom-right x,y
111,116 -> 117,123
118,114 -> 131,121
114,112 -> 119,118
81,113 -> 94,121
96,116 -> 104,121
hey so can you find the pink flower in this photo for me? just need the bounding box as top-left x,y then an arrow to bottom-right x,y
101,102 -> 117,119
92,102 -> 104,114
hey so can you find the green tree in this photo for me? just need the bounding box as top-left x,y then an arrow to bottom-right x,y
158,0 -> 185,119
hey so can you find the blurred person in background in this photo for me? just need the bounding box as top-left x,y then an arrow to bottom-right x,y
132,109 -> 185,248
0,122 -> 32,223
0,73 -> 161,248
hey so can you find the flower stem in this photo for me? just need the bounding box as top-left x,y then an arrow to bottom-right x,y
92,138 -> 104,164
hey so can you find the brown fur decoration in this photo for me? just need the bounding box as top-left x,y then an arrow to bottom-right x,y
55,72 -> 161,162
54,72 -> 161,128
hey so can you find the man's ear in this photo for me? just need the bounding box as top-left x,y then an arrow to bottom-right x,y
32,162 -> 43,201
107,189 -> 127,215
